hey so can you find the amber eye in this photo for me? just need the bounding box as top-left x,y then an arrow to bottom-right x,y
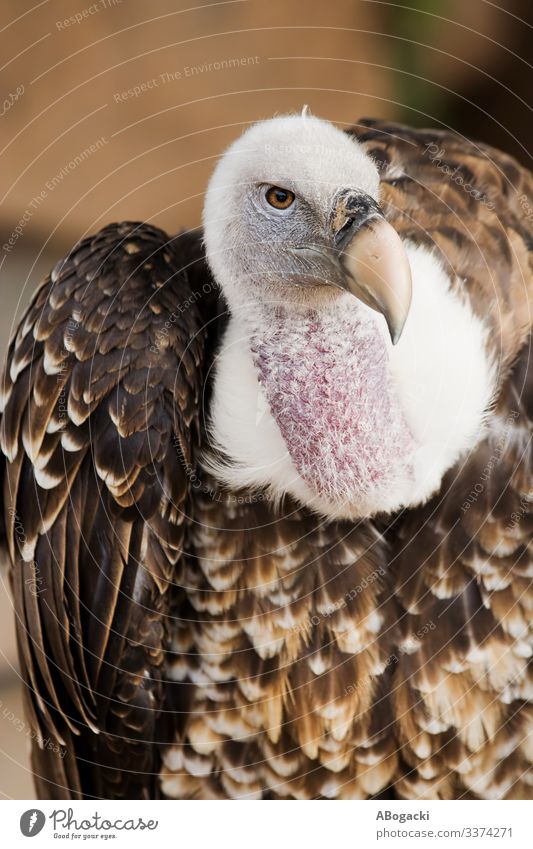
265,186 -> 295,210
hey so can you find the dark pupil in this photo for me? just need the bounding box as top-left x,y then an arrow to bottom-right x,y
275,190 -> 288,204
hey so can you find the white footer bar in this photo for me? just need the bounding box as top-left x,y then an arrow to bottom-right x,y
3,799 -> 531,848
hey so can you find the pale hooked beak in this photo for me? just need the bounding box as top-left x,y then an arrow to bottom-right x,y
333,191 -> 412,344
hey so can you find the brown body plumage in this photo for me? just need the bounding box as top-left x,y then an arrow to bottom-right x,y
1,119 -> 532,800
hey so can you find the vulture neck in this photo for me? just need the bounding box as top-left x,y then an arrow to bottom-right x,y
209,244 -> 495,519
246,296 -> 417,517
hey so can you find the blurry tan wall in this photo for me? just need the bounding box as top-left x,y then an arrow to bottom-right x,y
1,0 -> 394,252
0,0 -> 527,799
0,0 -> 520,253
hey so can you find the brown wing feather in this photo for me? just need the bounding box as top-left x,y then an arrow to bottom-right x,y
388,338 -> 532,799
0,221 -> 215,798
350,119 -> 533,369
349,120 -> 533,799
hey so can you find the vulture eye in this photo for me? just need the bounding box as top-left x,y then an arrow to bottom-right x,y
265,186 -> 295,210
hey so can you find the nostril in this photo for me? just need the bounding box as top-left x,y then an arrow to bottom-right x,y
333,216 -> 357,249
331,191 -> 383,250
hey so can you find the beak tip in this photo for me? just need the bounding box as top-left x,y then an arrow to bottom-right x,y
390,327 -> 401,346
387,302 -> 411,345
389,321 -> 405,345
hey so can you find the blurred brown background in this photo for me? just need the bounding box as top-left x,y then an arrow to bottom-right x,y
0,0 -> 532,798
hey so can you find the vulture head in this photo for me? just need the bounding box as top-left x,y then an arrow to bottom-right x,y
203,111 -> 411,342
203,113 -> 495,520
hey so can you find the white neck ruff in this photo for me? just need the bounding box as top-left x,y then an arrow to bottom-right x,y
205,243 -> 496,520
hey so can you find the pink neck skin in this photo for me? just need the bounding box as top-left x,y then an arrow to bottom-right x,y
250,299 -> 416,510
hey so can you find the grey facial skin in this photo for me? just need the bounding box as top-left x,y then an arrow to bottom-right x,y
244,184 -> 412,343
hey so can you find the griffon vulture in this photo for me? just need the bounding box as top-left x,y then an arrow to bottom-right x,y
1,113 -> 532,800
